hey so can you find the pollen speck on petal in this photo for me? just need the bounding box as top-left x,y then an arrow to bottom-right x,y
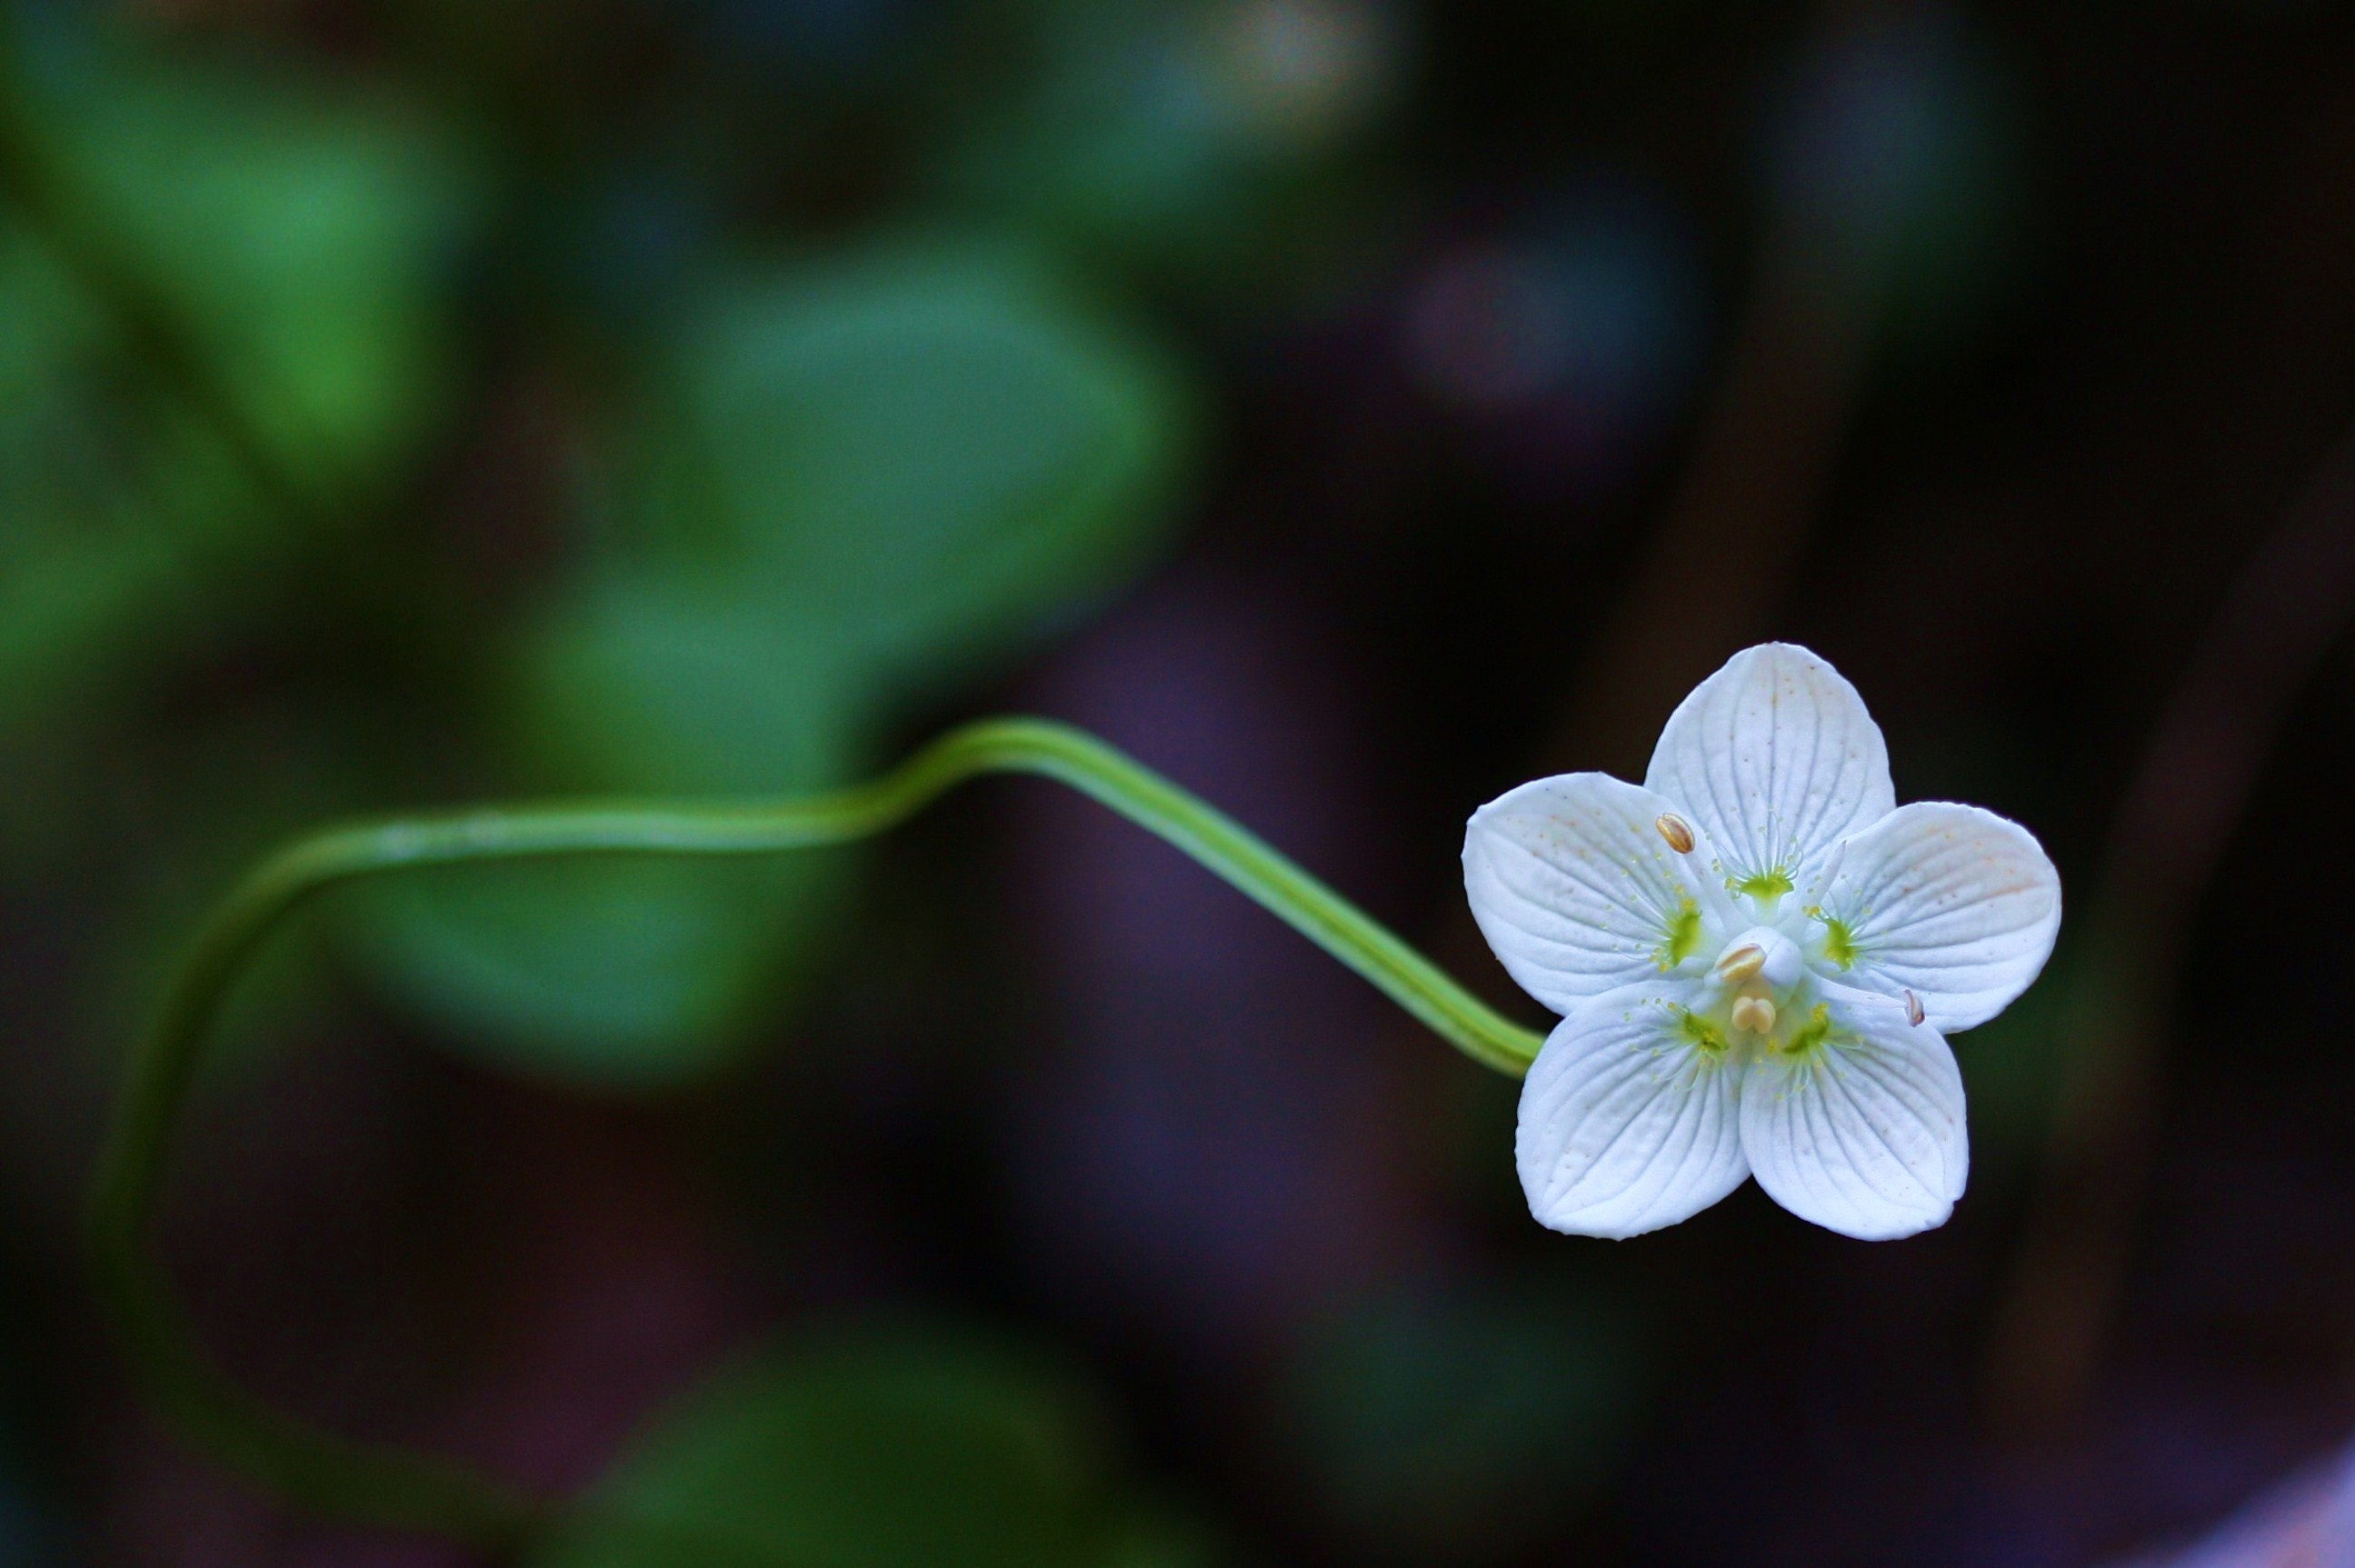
1643,644 -> 1895,895
1464,773 -> 1726,1015
1814,801 -> 2061,1032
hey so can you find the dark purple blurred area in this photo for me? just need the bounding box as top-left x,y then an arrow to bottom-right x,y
6,1 -> 2355,1565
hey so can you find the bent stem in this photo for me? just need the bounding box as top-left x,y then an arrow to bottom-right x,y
88,715 -> 1542,1551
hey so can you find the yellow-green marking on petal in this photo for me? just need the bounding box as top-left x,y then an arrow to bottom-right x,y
1818,916 -> 1858,970
1675,1006 -> 1728,1054
1778,1003 -> 1835,1058
1733,869 -> 1794,902
1657,896 -> 1702,969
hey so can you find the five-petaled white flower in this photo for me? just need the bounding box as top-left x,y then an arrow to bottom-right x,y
1462,644 -> 2061,1241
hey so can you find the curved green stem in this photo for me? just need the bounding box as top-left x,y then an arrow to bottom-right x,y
88,716 -> 1540,1550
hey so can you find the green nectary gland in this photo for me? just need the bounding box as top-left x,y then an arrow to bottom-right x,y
1676,1006 -> 1728,1054
1657,896 -> 1703,969
1778,1003 -> 1835,1057
1733,869 -> 1794,901
1818,916 -> 1858,970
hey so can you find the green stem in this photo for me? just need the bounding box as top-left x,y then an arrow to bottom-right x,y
88,716 -> 1541,1551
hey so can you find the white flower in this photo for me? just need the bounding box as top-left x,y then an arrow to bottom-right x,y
1462,643 -> 2061,1241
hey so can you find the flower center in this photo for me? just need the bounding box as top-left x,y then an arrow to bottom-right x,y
1711,926 -> 1802,1041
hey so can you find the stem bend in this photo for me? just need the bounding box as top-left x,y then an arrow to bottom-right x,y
87,716 -> 1540,1549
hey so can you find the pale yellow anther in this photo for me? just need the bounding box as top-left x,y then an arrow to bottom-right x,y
1903,989 -> 1925,1027
1714,943 -> 1765,984
1654,813 -> 1695,854
1731,994 -> 1777,1034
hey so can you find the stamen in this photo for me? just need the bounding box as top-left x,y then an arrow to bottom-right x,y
1903,989 -> 1924,1027
1731,995 -> 1777,1034
1654,813 -> 1695,854
1714,944 -> 1765,984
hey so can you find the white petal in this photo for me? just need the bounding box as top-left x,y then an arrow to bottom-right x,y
1644,643 -> 1894,900
1740,992 -> 1967,1240
1463,773 -> 1732,1016
1516,982 -> 1751,1239
1814,802 -> 2061,1032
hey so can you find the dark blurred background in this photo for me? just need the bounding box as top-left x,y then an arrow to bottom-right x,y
2,0 -> 2353,1563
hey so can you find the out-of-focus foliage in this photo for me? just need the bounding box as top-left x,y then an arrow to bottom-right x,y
36,53 -> 470,496
933,0 -> 1403,295
538,1325 -> 1212,1568
344,583 -> 859,1084
630,242 -> 1194,700
0,23 -> 1238,1539
1281,1274 -> 1640,1561
0,25 -> 473,846
346,240 -> 1196,1086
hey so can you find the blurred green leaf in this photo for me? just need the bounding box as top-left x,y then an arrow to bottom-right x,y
0,213 -> 210,759
350,856 -> 835,1085
932,0 -> 1398,295
1282,1274 -> 1640,1561
345,574 -> 860,1087
0,202 -> 101,396
535,1325 -> 1210,1568
41,46 -> 475,500
0,35 -> 474,824
348,239 -> 1195,1087
0,524 -> 191,739
510,575 -> 856,794
636,238 -> 1196,701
